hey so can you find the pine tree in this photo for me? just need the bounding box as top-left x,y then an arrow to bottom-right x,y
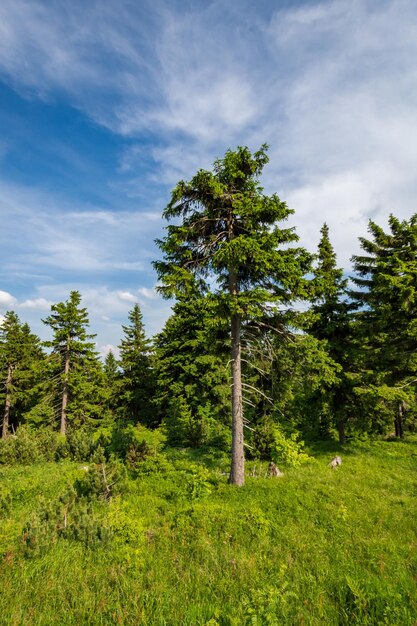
43,291 -> 100,435
154,145 -> 311,485
104,350 -> 119,387
309,223 -> 352,443
0,312 -> 44,438
351,214 -> 417,437
153,294 -> 230,447
118,304 -> 154,425
102,350 -> 122,418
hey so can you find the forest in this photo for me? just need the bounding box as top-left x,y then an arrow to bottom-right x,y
1,146 -> 417,624
2,146 -> 416,465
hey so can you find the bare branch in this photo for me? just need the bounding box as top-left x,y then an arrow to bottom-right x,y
241,382 -> 273,404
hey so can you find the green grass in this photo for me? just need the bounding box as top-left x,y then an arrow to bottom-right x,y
0,438 -> 416,625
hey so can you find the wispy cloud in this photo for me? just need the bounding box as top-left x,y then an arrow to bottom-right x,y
1,0 -> 417,346
0,283 -> 173,353
0,179 -> 160,276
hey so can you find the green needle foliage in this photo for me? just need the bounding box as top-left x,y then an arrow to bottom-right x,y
118,304 -> 154,426
351,214 -> 417,436
309,223 -> 352,442
155,145 -> 311,485
153,293 -> 230,447
43,291 -> 102,435
0,312 -> 44,438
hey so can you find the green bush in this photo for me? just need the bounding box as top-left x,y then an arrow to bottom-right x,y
111,424 -> 166,469
251,418 -> 311,467
66,428 -> 97,462
271,426 -> 311,467
0,484 -> 12,515
0,426 -> 94,465
0,426 -> 42,465
74,457 -> 127,501
22,488 -> 112,556
21,461 -> 126,557
35,429 -> 67,461
164,397 -> 230,449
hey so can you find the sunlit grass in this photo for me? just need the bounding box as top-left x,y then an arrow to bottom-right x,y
0,437 -> 416,624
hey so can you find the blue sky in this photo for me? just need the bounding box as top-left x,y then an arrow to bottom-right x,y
1,0 -> 417,355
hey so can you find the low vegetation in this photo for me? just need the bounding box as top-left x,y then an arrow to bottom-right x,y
0,435 -> 416,625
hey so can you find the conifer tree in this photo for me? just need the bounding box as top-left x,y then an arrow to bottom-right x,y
43,291 -> 99,435
351,214 -> 417,437
104,350 -> 119,386
118,304 -> 154,425
153,294 -> 230,447
0,312 -> 44,438
309,224 -> 352,443
154,145 -> 310,485
102,350 -> 122,417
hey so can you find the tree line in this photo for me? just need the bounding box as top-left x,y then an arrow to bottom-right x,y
1,145 -> 416,485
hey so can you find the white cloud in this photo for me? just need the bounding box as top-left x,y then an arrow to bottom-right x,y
0,179 -> 160,277
137,287 -> 157,300
117,290 -> 137,303
0,290 -> 17,309
19,297 -> 53,310
1,0 -> 417,347
98,343 -> 119,359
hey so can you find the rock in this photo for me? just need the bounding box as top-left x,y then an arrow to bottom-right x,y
268,462 -> 284,477
329,456 -> 342,469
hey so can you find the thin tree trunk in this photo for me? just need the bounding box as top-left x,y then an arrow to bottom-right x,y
229,312 -> 244,486
228,260 -> 244,486
395,401 -> 404,439
337,417 -> 346,445
2,365 -> 13,440
61,353 -> 70,436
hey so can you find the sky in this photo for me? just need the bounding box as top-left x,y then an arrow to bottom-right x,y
1,0 -> 417,356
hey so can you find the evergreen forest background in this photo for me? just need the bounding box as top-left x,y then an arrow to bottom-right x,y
2,147 -> 417,457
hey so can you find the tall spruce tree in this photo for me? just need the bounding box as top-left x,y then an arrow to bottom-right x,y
0,312 -> 44,438
309,224 -> 352,443
102,350 -> 122,418
118,304 -> 154,425
351,214 -> 417,436
43,291 -> 100,435
154,145 -> 310,485
153,293 -> 230,447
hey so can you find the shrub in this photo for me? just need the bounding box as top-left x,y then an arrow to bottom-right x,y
0,484 -> 12,515
251,416 -> 277,460
251,417 -> 311,467
164,397 -> 230,449
74,456 -> 127,501
35,429 -> 67,461
0,425 -> 42,465
111,424 -> 166,469
21,460 -> 126,556
22,488 -> 112,555
271,426 -> 311,468
66,428 -> 97,462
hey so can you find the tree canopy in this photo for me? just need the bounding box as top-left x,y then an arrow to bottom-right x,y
155,145 -> 311,485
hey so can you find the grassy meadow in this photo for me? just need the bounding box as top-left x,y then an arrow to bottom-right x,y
0,437 -> 416,625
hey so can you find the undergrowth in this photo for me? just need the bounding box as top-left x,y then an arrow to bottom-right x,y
0,437 -> 416,625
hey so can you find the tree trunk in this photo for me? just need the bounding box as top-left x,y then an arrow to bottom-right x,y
337,417 -> 346,445
229,312 -> 245,486
395,401 -> 404,439
61,353 -> 70,436
2,365 -> 13,440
